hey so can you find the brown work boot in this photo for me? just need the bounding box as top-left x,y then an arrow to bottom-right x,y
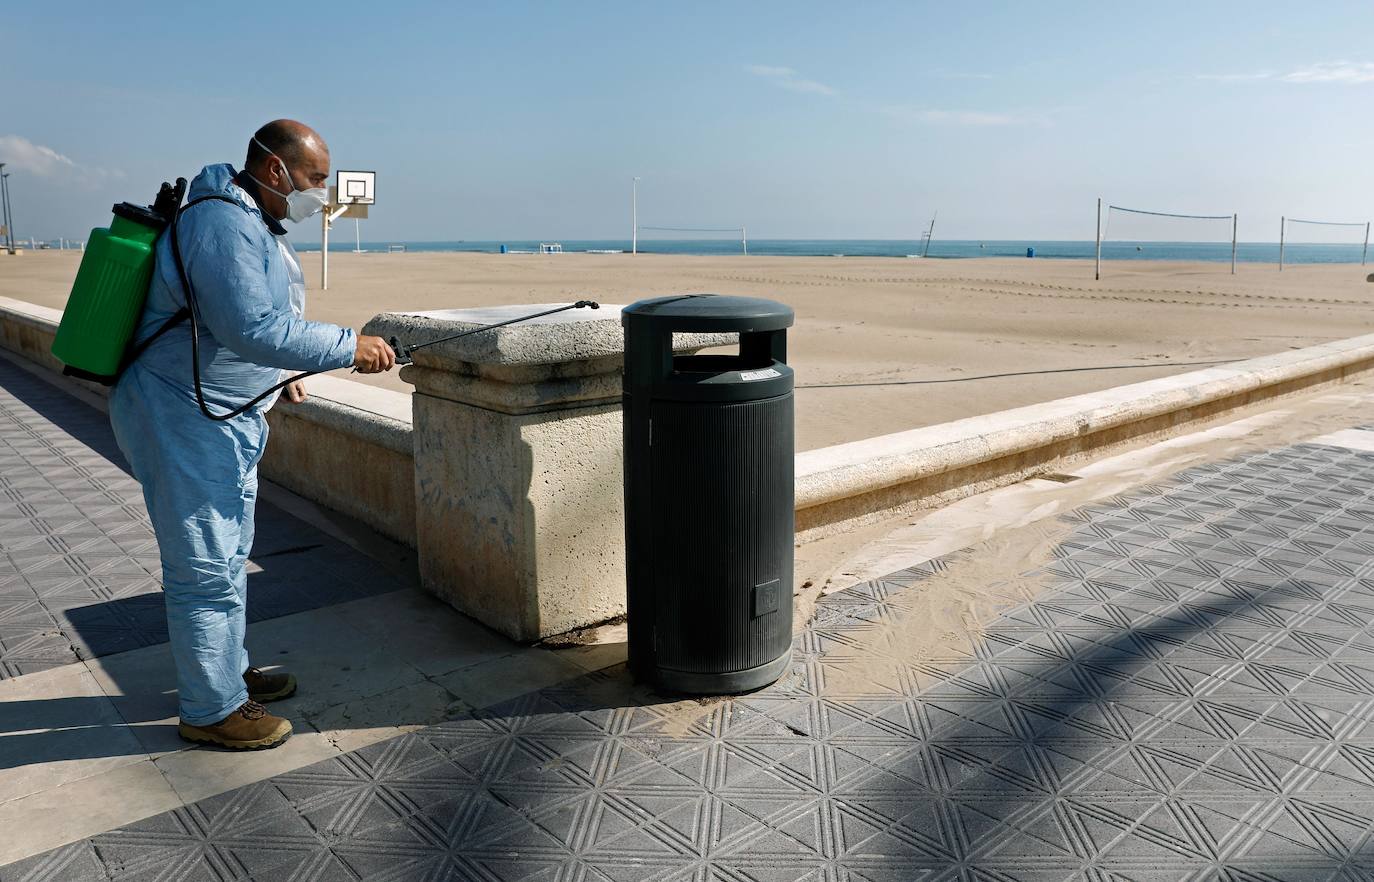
179,700 -> 292,750
244,666 -> 297,702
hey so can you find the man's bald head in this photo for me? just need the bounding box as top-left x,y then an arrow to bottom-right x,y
243,119 -> 331,220
246,119 -> 327,170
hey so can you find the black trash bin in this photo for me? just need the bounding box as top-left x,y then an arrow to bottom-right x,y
622,294 -> 795,694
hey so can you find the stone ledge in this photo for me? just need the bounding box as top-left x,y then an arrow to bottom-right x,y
278,374 -> 412,456
365,303 -> 734,388
795,333 -> 1374,538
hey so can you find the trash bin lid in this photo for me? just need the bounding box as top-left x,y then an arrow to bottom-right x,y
622,294 -> 793,333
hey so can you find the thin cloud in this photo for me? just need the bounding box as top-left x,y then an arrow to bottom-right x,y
1195,71 -> 1275,82
746,64 -> 838,96
881,105 -> 1048,127
0,135 -> 122,182
1197,61 -> 1374,84
1281,61 -> 1374,83
936,71 -> 995,80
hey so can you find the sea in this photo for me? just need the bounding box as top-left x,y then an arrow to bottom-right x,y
300,239 -> 1371,265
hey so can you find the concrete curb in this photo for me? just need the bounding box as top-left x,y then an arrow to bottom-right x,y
795,333 -> 1374,538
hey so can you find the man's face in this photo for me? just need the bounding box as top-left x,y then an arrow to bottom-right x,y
270,143 -> 330,195
262,138 -> 330,221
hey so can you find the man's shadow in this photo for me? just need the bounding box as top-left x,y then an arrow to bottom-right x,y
0,355 -> 418,765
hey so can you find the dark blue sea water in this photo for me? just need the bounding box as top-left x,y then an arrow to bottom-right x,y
301,239 -> 1371,265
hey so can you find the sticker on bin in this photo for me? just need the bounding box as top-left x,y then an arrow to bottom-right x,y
739,367 -> 782,382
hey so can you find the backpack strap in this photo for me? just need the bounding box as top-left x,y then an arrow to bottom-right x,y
116,194 -> 242,375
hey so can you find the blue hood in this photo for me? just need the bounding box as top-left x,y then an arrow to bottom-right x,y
187,163 -> 248,206
186,163 -> 285,235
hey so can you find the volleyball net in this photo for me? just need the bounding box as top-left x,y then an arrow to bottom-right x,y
1096,201 -> 1237,279
1280,217 -> 1370,269
635,225 -> 748,254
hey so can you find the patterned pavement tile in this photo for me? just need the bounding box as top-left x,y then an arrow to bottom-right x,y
9,436 -> 1374,877
0,357 -> 413,679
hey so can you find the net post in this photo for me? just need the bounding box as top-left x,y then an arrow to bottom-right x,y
1279,216 -> 1285,271
1365,222 -> 1370,266
742,225 -> 747,255
1095,198 -> 1102,281
1231,214 -> 1238,275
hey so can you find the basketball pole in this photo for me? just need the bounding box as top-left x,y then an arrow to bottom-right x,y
1231,214 -> 1238,275
321,202 -> 351,291
1095,198 -> 1102,281
1279,217 -> 1285,271
321,207 -> 329,290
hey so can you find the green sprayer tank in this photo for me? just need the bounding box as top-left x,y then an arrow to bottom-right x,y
51,180 -> 184,383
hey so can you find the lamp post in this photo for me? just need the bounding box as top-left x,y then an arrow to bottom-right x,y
632,176 -> 640,255
0,169 -> 13,254
0,164 -> 9,254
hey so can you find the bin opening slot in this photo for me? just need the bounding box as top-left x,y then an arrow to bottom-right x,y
671,353 -> 775,374
670,332 -> 778,374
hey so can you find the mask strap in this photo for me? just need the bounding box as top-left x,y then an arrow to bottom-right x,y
245,172 -> 289,200
252,136 -> 293,193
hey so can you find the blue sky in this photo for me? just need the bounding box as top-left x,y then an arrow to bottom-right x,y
4,1 -> 1374,244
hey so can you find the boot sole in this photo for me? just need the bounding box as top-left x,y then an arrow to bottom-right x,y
248,674 -> 297,703
178,721 -> 292,750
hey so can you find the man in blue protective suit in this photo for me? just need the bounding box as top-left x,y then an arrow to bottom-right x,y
110,119 -> 396,750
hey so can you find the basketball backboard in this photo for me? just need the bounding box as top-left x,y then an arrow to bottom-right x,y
335,170 -> 375,205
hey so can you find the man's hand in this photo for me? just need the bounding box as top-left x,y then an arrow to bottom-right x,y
353,335 -> 397,374
283,379 -> 308,404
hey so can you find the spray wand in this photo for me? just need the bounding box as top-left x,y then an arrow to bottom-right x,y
383,300 -> 600,366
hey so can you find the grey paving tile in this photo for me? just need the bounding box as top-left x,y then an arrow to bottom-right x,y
16,402 -> 1374,876
0,357 -> 415,680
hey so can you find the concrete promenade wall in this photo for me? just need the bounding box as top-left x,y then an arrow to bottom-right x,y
0,296 -> 417,547
7,294 -> 1374,602
795,332 -> 1374,538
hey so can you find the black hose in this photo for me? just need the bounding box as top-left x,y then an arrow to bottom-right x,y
796,359 -> 1241,390
396,300 -> 599,360
169,201 -> 319,421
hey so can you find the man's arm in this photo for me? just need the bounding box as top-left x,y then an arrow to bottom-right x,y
180,211 -> 357,372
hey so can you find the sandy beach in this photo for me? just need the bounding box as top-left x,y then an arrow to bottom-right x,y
5,250 -> 1373,450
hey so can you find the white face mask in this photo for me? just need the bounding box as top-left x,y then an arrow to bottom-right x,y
249,136 -> 329,223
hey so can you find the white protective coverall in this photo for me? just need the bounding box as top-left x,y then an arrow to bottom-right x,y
110,163 -> 356,726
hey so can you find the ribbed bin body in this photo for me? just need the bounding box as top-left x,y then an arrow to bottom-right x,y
647,396 -> 794,680
623,295 -> 796,694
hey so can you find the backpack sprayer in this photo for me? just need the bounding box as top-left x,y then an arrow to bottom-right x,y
50,179 -> 599,420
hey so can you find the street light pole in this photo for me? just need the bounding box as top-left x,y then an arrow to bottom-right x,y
0,170 -> 13,254
632,176 -> 640,255
0,164 -> 7,254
